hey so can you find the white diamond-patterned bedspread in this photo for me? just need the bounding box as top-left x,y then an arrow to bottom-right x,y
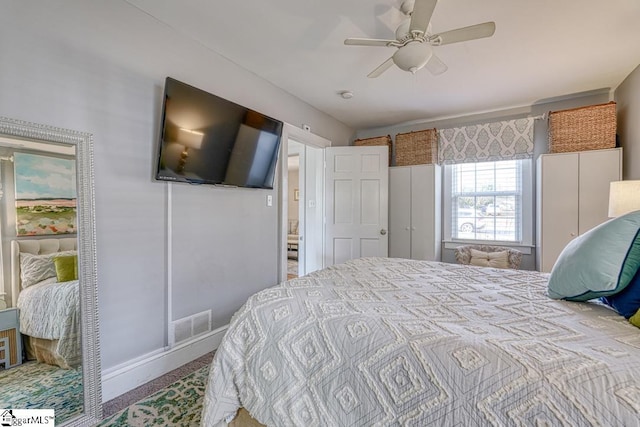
17,277 -> 80,367
201,258 -> 640,426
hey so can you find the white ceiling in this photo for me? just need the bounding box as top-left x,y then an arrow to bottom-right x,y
127,0 -> 640,130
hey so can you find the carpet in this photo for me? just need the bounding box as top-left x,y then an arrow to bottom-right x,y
98,366 -> 209,427
0,361 -> 83,422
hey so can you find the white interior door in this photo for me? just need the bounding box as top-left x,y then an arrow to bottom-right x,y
325,146 -> 389,266
296,144 -> 306,276
301,144 -> 324,275
279,124 -> 331,283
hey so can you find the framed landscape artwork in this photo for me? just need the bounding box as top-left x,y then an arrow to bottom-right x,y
14,152 -> 77,236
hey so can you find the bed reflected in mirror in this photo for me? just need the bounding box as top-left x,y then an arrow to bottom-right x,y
0,117 -> 101,426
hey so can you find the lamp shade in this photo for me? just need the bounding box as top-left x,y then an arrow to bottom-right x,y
178,128 -> 204,150
608,180 -> 640,217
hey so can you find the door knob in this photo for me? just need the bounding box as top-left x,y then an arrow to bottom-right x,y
380,229 -> 387,235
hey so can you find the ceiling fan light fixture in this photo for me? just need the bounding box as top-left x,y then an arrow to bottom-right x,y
344,0 -> 495,78
392,42 -> 432,73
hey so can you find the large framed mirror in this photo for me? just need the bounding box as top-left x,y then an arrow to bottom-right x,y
0,117 -> 101,426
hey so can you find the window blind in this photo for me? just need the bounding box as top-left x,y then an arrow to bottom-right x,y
450,160 -> 524,242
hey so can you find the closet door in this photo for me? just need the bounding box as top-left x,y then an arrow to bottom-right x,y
538,152 -> 579,272
389,167 -> 411,258
578,148 -> 622,234
411,165 -> 440,261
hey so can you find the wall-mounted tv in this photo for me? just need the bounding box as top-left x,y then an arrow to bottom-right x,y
155,77 -> 284,189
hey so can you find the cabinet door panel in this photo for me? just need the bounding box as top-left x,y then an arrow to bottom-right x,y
578,149 -> 621,234
540,153 -> 579,272
389,167 -> 411,258
411,165 -> 433,260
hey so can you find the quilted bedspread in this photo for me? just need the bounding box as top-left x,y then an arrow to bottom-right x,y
17,278 -> 80,368
201,258 -> 640,426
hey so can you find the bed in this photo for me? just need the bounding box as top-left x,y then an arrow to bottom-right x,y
11,238 -> 80,369
201,256 -> 640,426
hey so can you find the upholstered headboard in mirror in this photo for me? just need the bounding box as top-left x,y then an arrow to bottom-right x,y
11,237 -> 78,306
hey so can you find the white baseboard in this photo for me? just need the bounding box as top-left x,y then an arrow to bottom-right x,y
101,324 -> 228,402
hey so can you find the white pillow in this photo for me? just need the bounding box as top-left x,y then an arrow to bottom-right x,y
469,249 -> 509,269
20,250 -> 77,288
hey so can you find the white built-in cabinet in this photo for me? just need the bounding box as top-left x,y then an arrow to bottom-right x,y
536,147 -> 622,272
389,164 -> 441,261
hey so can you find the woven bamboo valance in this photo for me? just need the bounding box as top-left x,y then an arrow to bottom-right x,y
438,118 -> 534,164
353,135 -> 392,165
395,128 -> 437,166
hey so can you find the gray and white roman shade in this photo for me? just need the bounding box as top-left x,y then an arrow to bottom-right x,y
438,118 -> 534,164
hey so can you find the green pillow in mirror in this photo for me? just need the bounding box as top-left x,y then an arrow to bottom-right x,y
54,255 -> 78,282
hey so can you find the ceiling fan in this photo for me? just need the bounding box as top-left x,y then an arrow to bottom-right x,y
344,0 -> 496,78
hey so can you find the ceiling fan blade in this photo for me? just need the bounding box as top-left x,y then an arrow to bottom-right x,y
344,38 -> 395,47
367,57 -> 395,78
431,22 -> 496,46
409,0 -> 438,34
425,52 -> 448,75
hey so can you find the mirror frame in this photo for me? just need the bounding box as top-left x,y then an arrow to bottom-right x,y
0,116 -> 102,426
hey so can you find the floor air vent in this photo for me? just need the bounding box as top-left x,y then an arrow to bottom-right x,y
170,310 -> 212,346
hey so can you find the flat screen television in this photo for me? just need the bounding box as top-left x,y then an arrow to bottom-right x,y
155,77 -> 284,189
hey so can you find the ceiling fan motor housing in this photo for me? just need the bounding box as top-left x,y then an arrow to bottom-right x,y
393,42 -> 433,73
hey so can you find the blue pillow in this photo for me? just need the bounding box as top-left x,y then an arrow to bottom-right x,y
548,211 -> 640,301
601,268 -> 640,318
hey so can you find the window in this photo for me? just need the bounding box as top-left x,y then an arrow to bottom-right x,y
444,159 -> 532,244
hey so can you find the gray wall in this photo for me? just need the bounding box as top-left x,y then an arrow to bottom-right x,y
615,63 -> 640,179
356,90 -> 613,270
0,1 -> 353,370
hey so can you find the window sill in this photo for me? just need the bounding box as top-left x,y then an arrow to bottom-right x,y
442,240 -> 534,255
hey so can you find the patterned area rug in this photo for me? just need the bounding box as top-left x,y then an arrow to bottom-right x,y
98,366 -> 209,427
0,361 -> 83,422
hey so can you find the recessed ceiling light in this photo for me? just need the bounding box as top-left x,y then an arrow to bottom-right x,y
339,90 -> 354,99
